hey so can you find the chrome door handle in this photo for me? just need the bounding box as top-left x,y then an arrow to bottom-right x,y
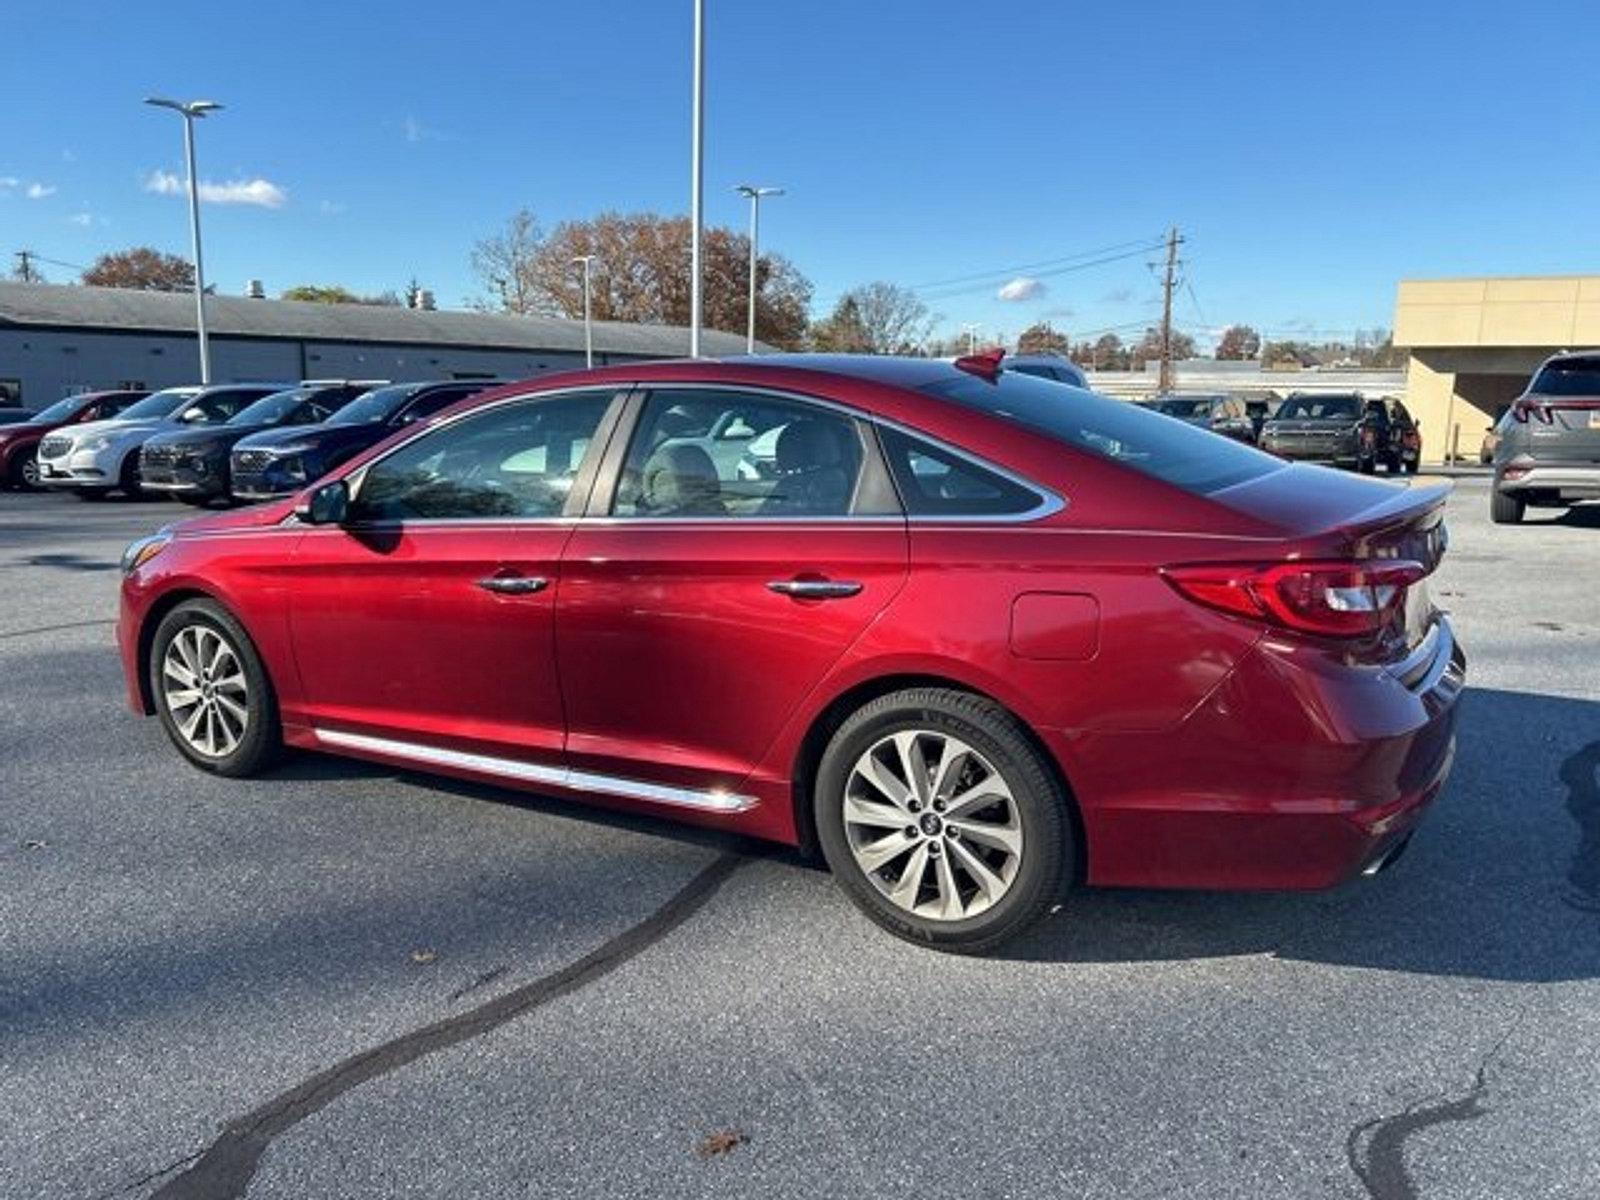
476,575 -> 549,595
766,579 -> 863,600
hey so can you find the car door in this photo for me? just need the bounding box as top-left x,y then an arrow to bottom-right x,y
555,386 -> 909,803
285,387 -> 622,771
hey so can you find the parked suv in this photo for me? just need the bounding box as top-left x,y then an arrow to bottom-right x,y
140,382 -> 382,505
230,380 -> 499,501
0,389 -> 148,489
37,384 -> 286,499
1258,392 -> 1388,471
1491,351 -> 1600,524
1143,394 -> 1256,443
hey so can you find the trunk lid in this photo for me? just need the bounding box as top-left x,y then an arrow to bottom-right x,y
1207,465 -> 1451,658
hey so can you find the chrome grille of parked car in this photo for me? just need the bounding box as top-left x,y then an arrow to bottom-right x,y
38,436 -> 72,458
233,449 -> 275,472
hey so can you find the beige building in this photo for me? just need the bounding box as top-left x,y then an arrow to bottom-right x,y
1395,275 -> 1600,463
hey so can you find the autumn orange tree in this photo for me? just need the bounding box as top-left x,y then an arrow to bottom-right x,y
82,247 -> 195,291
471,209 -> 813,349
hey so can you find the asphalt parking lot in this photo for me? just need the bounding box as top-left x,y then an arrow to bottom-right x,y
3,477 -> 1598,1200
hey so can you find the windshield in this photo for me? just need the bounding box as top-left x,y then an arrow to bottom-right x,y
116,389 -> 202,421
920,370 -> 1283,495
230,389 -> 315,426
1530,360 -> 1600,397
31,396 -> 88,424
326,384 -> 423,426
1274,394 -> 1361,420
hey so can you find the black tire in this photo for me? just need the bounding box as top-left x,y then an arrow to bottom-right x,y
149,598 -> 282,777
7,450 -> 40,490
74,487 -> 111,501
1403,459 -> 1420,475
175,495 -> 212,508
1490,489 -> 1525,525
117,452 -> 146,500
1357,454 -> 1376,475
814,687 -> 1072,954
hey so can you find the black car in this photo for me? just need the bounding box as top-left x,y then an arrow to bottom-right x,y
228,380 -> 501,501
1258,392 -> 1388,471
139,382 -> 382,505
1141,393 -> 1256,442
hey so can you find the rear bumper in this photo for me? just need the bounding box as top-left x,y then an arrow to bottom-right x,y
1054,616 -> 1465,890
1496,462 -> 1600,499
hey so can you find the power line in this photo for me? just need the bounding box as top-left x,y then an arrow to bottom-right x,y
915,244 -> 1166,302
906,236 -> 1166,293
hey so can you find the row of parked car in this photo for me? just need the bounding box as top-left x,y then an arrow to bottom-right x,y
0,379 -> 502,503
1138,391 -> 1423,475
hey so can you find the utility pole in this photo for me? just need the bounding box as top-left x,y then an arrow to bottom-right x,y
14,250 -> 38,282
1157,225 -> 1183,393
688,0 -> 705,358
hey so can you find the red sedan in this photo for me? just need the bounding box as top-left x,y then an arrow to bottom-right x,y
117,354 -> 1464,951
0,389 -> 148,489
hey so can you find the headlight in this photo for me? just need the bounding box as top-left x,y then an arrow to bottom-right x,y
120,531 -> 173,575
81,435 -> 114,453
277,456 -> 308,483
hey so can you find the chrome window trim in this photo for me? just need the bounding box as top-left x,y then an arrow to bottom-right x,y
312,727 -> 756,813
607,380 -> 1066,526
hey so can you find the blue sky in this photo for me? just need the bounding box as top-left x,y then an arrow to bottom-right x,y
3,0 -> 1596,349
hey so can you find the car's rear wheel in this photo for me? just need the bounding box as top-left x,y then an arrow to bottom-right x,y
814,687 -> 1071,954
150,599 -> 281,777
1490,488 -> 1525,525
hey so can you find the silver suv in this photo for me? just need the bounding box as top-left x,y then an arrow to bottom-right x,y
1492,351 -> 1600,524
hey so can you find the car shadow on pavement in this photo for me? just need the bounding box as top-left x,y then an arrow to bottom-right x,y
1000,685 -> 1600,983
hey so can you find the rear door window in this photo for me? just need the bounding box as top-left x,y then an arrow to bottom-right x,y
614,390 -> 867,518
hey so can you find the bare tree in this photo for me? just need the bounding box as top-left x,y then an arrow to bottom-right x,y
470,208 -> 544,314
812,282 -> 930,354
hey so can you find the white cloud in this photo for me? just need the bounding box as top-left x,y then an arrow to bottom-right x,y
0,177 -> 19,190
318,198 -> 347,215
145,169 -> 288,208
26,182 -> 57,199
68,211 -> 93,227
997,276 -> 1045,302
401,115 -> 449,143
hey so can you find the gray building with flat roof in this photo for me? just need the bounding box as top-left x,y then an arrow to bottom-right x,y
0,282 -> 755,408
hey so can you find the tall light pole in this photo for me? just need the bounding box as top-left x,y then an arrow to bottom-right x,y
572,255 -> 596,368
688,0 -> 705,358
734,185 -> 782,355
963,323 -> 982,354
145,97 -> 221,384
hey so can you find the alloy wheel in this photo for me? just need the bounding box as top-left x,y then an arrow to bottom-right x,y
843,730 -> 1023,921
19,454 -> 40,488
161,624 -> 250,758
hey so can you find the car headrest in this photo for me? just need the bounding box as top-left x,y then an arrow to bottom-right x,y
642,442 -> 721,512
774,420 -> 846,475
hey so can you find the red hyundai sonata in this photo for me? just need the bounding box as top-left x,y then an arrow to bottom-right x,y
118,354 -> 1464,951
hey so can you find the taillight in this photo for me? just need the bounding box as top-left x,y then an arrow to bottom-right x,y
1512,398 -> 1553,424
1162,560 -> 1427,638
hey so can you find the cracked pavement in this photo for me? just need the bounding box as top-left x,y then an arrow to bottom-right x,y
3,479 -> 1598,1199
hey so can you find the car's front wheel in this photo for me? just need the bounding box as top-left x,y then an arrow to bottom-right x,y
149,599 -> 281,777
8,451 -> 40,490
815,687 -> 1071,954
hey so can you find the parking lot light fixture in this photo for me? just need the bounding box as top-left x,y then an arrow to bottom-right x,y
963,323 -> 983,354
572,255 -> 596,368
734,185 -> 783,355
145,96 -> 222,384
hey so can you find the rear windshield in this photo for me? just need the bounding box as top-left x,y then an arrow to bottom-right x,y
1149,398 -> 1214,418
919,370 -> 1283,495
1530,360 -> 1600,397
1274,394 -> 1361,420
118,389 -> 202,421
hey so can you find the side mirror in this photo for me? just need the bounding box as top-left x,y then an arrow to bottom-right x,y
295,478 -> 349,526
